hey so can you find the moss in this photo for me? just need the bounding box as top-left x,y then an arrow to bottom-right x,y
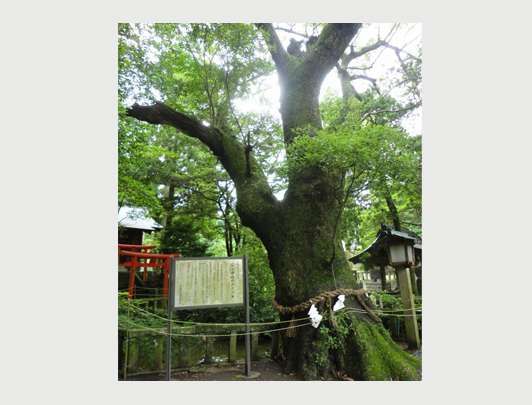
349,321 -> 421,381
280,299 -> 420,381
268,171 -> 357,303
219,133 -> 248,181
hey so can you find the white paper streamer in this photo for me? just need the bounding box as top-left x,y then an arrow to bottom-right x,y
333,294 -> 345,311
308,304 -> 323,328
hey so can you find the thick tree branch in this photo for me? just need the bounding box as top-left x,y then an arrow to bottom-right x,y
337,65 -> 361,102
255,23 -> 292,76
127,101 -> 224,156
256,23 -> 362,87
256,23 -> 362,143
300,23 -> 362,86
126,101 -> 280,247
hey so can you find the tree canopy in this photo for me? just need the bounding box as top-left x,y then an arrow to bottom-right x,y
119,23 -> 422,380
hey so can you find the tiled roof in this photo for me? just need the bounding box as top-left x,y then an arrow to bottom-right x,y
118,207 -> 163,231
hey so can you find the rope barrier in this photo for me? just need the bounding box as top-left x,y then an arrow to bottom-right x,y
119,302 -> 421,378
119,287 -> 421,341
123,310 -> 419,342
121,308 -> 421,340
342,308 -> 421,318
122,297 -> 420,316
119,297 -> 421,336
125,319 -> 314,338
118,295 -> 168,302
127,302 -> 307,327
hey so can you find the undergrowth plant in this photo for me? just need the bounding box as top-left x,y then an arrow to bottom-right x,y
369,291 -> 422,338
315,309 -> 352,367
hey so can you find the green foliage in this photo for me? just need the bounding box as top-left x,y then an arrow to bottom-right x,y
288,89 -> 420,204
118,23 -> 285,308
119,23 -> 422,261
185,228 -> 278,325
344,132 -> 421,250
118,103 -> 164,215
118,293 -> 168,330
118,293 -> 197,371
236,228 -> 278,324
157,217 -> 210,257
287,123 -> 409,176
286,112 -> 421,252
370,291 -> 401,308
370,290 -> 421,309
315,310 -> 353,366
317,91 -> 423,251
118,23 -> 285,260
119,23 -> 273,128
370,291 -> 422,334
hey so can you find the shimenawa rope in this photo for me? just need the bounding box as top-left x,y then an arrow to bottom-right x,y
271,288 -> 382,337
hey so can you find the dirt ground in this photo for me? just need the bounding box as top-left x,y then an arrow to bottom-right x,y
120,359 -> 301,381
119,342 -> 421,381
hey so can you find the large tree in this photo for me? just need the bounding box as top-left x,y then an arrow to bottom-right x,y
121,23 -> 421,380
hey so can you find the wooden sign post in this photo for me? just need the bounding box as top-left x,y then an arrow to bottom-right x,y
396,265 -> 420,349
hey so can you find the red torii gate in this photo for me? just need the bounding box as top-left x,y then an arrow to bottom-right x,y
118,244 -> 179,299
118,244 -> 156,267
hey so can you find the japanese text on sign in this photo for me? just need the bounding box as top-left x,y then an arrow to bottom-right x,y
172,258 -> 244,309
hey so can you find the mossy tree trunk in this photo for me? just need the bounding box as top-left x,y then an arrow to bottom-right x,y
126,23 -> 420,380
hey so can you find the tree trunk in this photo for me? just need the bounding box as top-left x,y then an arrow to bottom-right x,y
126,23 -> 421,380
258,24 -> 419,379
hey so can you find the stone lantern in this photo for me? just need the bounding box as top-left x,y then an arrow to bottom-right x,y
349,224 -> 421,349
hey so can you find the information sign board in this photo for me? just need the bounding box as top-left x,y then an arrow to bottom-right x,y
169,257 -> 245,310
166,255 -> 250,380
